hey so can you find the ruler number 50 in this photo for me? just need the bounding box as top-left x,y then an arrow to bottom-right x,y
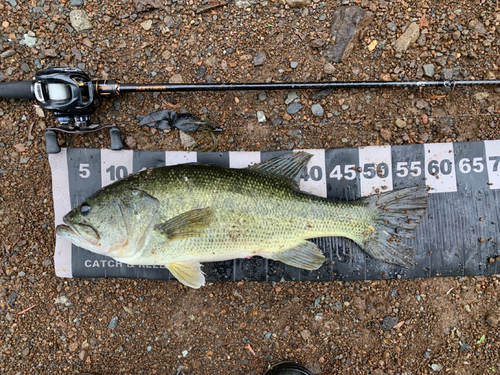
79,163 -> 91,178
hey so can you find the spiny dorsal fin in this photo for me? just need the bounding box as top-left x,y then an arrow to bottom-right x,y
154,208 -> 214,240
248,152 -> 313,188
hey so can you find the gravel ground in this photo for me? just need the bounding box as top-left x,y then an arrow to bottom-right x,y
1,0 -> 500,374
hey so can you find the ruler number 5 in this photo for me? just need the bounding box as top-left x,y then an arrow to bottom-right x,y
79,163 -> 91,178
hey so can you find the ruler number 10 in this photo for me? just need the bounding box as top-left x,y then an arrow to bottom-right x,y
106,165 -> 128,181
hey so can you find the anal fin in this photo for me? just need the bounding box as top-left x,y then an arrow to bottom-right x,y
265,241 -> 325,270
166,260 -> 205,289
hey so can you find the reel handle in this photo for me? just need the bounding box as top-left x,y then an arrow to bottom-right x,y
0,80 -> 35,99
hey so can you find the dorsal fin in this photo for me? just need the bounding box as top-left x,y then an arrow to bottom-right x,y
248,152 -> 313,188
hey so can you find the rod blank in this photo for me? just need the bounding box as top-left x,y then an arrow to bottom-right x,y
111,79 -> 500,94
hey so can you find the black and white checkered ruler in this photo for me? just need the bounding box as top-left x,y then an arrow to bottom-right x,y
49,141 -> 500,282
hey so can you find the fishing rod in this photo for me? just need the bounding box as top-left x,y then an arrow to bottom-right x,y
0,66 -> 499,153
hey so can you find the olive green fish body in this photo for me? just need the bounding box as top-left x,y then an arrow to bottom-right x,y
56,153 -> 428,288
119,164 -> 373,265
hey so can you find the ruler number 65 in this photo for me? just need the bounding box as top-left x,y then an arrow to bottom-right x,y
459,157 -> 484,174
79,163 -> 91,178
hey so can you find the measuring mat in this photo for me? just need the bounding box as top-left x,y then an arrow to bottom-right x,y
49,141 -> 500,282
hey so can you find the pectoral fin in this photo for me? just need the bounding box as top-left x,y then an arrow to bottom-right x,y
265,241 -> 325,270
155,208 -> 214,240
166,260 -> 205,289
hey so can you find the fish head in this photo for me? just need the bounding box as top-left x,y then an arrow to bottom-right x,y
56,188 -> 133,257
56,186 -> 160,259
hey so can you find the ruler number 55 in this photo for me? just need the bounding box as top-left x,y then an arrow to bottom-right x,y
396,161 -> 422,177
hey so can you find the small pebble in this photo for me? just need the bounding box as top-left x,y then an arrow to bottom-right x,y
311,104 -> 324,117
287,103 -> 303,115
164,16 -> 175,27
423,64 -> 435,77
7,291 -> 18,307
431,364 -> 443,371
285,91 -> 298,105
257,111 -> 266,122
141,20 -> 153,31
324,63 -> 335,74
459,342 -> 472,351
23,34 -> 37,48
395,119 -> 407,128
441,68 -> 453,80
382,316 -> 399,331
380,128 -> 391,141
253,51 -> 266,66
108,316 -> 119,330
270,114 -> 283,126
70,10 -> 93,32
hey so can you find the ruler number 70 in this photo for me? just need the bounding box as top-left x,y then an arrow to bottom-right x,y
489,156 -> 500,172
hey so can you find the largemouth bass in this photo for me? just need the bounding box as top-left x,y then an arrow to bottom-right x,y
56,152 -> 428,288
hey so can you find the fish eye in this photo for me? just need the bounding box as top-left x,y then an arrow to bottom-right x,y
80,204 -> 91,216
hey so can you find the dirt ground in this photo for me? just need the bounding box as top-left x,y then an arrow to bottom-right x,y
1,0 -> 500,374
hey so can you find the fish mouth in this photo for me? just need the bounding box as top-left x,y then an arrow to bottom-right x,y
57,217 -> 100,246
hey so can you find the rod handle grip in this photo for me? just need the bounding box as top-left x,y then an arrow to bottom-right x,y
0,80 -> 35,99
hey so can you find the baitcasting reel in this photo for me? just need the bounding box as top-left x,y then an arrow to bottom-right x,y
0,67 -> 123,153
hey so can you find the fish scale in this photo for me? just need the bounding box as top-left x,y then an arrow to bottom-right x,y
56,153 -> 428,288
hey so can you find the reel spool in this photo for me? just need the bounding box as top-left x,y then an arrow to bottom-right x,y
32,67 -> 122,153
34,67 -> 97,126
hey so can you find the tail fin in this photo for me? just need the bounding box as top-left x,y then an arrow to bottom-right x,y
358,185 -> 429,269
